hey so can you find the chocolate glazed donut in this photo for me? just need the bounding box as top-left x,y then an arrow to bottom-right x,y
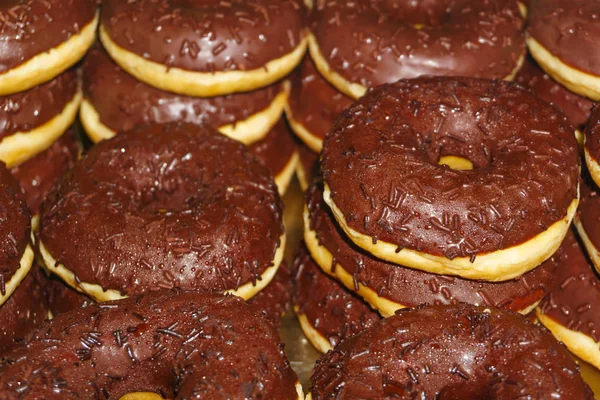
38,123 -> 285,302
309,303 -> 593,399
0,290 -> 303,399
321,77 -> 580,281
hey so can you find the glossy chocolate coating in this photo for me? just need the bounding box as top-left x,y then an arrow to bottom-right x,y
322,77 -> 579,258
248,262 -> 292,326
311,303 -> 593,399
39,123 -> 284,297
539,230 -> 600,342
249,119 -> 296,179
528,0 -> 600,75
515,57 -> 593,129
0,290 -> 300,399
11,129 -> 80,214
585,105 -> 600,163
577,175 -> 600,259
83,46 -> 285,133
46,273 -> 94,316
308,182 -> 557,312
311,0 -> 524,89
102,0 -> 306,72
294,245 -> 380,348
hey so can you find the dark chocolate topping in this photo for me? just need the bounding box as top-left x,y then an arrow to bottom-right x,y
322,77 -> 579,258
293,245 -> 380,349
0,290 -> 300,399
539,230 -> 600,342
528,0 -> 600,75
11,129 -> 81,214
585,105 -> 600,163
39,123 -> 284,297
102,0 -> 306,72
311,0 -> 525,89
83,45 -> 285,133
0,0 -> 97,73
249,119 -> 296,178
310,303 -> 593,399
46,272 -> 94,317
308,182 -> 557,312
296,139 -> 319,185
247,262 -> 292,326
577,175 -> 600,258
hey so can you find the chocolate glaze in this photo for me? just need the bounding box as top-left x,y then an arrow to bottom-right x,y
249,119 -> 296,179
515,57 -> 593,129
311,0 -> 525,89
11,129 -> 81,214
0,0 -> 97,73
83,46 -> 285,133
0,68 -> 79,137
0,290 -> 300,399
585,105 -> 600,164
310,303 -> 593,399
248,262 -> 292,326
539,230 -> 600,342
293,245 -> 380,349
102,0 -> 306,72
46,273 -> 94,316
577,175 -> 600,257
308,182 -> 557,312
322,77 -> 579,258
39,123 -> 284,297
296,139 -> 319,187
528,0 -> 600,75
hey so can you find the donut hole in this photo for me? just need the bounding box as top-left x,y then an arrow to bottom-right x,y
437,155 -> 474,171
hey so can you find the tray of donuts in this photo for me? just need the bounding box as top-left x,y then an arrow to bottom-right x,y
0,0 -> 599,398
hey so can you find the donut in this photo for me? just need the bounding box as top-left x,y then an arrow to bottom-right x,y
574,175 -> 600,274
248,262 -> 292,326
537,230 -> 600,370
0,290 -> 304,399
584,106 -> 600,188
527,0 -> 600,100
0,68 -> 81,168
305,181 -> 558,317
285,56 -> 352,152
321,77 -> 580,281
309,0 -> 525,99
295,140 -> 319,192
100,0 -> 307,97
81,46 -> 289,145
0,0 -> 97,95
293,244 -> 380,353
309,303 -> 594,399
38,122 -> 285,302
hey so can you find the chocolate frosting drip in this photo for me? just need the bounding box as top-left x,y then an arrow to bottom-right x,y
515,57 -> 593,129
528,0 -> 600,75
311,0 -> 525,89
0,290 -> 300,399
83,46 -> 285,133
0,266 -> 49,352
0,68 -> 79,137
308,182 -> 557,311
249,119 -> 296,177
288,56 -> 352,141
11,129 -> 81,214
577,175 -> 600,257
322,77 -> 579,258
310,303 -> 593,399
46,273 -> 94,317
102,0 -> 306,72
539,230 -> 600,342
39,123 -> 284,296
248,262 -> 292,326
0,0 -> 97,73
585,105 -> 600,163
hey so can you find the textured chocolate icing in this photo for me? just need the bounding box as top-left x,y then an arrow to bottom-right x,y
528,0 -> 600,75
322,77 -> 579,258
294,245 -> 380,348
577,175 -> 600,256
248,262 -> 292,326
0,290 -> 300,399
311,0 -> 525,89
11,129 -> 80,214
585,105 -> 600,163
0,68 -> 79,137
102,0 -> 306,72
83,46 -> 286,133
308,182 -> 557,312
249,119 -> 296,179
539,230 -> 599,342
515,57 -> 593,129
39,123 -> 284,297
310,303 -> 593,399
0,0 -> 97,73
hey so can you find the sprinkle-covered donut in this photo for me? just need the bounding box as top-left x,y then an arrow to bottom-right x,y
305,182 -> 558,317
81,46 -> 289,145
38,123 -> 285,302
575,176 -> 600,273
309,303 -> 594,399
309,0 -> 525,99
584,106 -> 600,188
321,77 -> 580,281
0,0 -> 97,95
100,0 -> 307,96
0,290 -> 303,399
